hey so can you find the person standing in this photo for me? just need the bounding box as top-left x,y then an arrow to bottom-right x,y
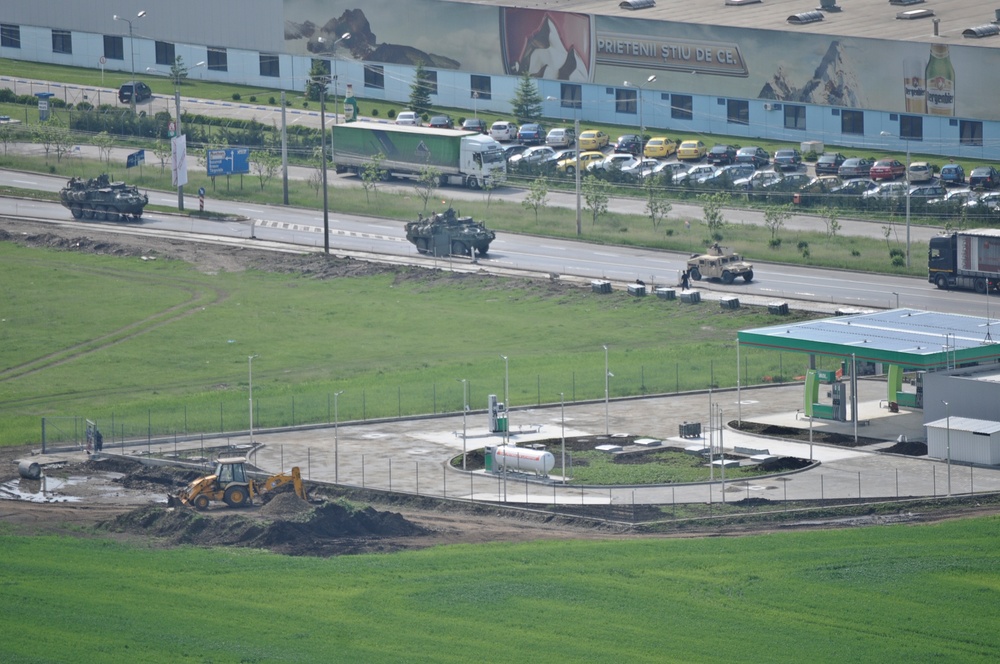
680,269 -> 690,290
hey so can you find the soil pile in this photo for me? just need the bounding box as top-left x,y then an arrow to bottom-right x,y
100,499 -> 428,557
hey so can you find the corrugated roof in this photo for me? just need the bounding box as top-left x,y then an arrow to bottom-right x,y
738,309 -> 1000,369
925,417 -> 1000,434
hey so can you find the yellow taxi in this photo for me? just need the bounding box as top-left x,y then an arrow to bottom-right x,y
556,151 -> 605,174
578,130 -> 610,151
643,137 -> 678,158
676,140 -> 708,161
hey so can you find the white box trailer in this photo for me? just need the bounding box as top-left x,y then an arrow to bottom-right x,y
925,416 -> 1000,465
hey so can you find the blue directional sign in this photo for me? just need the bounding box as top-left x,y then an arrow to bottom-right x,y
126,149 -> 145,169
206,147 -> 250,176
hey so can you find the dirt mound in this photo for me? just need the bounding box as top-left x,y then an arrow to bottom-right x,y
882,441 -> 928,456
732,422 -> 885,447
100,499 -> 427,557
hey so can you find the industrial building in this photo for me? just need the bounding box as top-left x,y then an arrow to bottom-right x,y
3,0 -> 1000,159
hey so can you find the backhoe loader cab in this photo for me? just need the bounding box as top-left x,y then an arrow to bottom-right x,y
168,457 -> 306,510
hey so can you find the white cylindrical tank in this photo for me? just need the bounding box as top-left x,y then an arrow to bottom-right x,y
493,445 -> 555,475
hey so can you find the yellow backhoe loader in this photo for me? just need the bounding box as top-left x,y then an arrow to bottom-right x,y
168,457 -> 306,510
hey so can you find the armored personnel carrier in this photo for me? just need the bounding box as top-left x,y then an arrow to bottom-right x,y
686,244 -> 754,284
59,174 -> 149,222
405,207 -> 495,257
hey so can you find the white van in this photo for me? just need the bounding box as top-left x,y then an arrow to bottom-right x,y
490,121 -> 518,142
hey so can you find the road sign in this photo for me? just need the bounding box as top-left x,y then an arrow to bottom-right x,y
126,149 -> 145,169
99,56 -> 106,65
206,147 -> 250,176
168,121 -> 176,138
198,187 -> 206,197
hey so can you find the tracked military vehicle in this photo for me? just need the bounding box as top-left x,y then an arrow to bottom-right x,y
59,174 -> 148,222
687,244 -> 754,284
405,207 -> 495,257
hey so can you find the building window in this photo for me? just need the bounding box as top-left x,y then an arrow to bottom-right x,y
784,104 -> 806,131
841,109 -> 864,135
671,94 -> 693,120
259,54 -> 280,78
616,88 -> 637,114
960,120 -> 983,147
421,70 -> 438,95
726,99 -> 749,125
52,29 -> 72,55
560,83 -> 582,109
1,24 -> 21,49
103,35 -> 124,61
471,75 -> 491,100
155,42 -> 175,67
900,115 -> 923,141
207,47 -> 227,72
364,64 -> 385,89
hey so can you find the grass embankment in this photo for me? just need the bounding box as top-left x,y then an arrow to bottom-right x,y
3,516 -> 1000,662
0,242 -> 828,446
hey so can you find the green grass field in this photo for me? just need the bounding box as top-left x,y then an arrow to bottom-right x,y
3,516 -> 999,662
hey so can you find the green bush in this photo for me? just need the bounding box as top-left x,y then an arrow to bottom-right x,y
371,108 -> 379,117
803,150 -> 818,162
269,96 -> 276,105
232,93 -> 241,101
891,255 -> 905,267
249,96 -> 257,103
387,109 -> 396,119
769,238 -> 782,249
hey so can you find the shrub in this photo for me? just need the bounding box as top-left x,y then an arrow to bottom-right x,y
232,93 -> 241,101
303,101 -> 309,108
891,255 -> 905,267
803,150 -> 818,162
769,238 -> 782,249
269,96 -> 276,105
797,240 -> 808,250
387,109 -> 396,119
889,248 -> 905,259
851,249 -> 861,257
249,96 -> 257,103
371,108 -> 379,117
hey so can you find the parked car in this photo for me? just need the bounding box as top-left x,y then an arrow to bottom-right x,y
555,151 -> 605,175
763,172 -> 812,190
734,170 -> 782,192
908,183 -> 947,199
621,158 -> 662,178
461,118 -> 488,134
588,153 -> 638,172
939,163 -> 966,186
674,164 -> 716,184
707,144 -> 737,166
508,145 -> 556,166
650,161 -> 690,180
543,148 -> 576,168
517,123 -> 547,145
490,121 -> 519,142
928,189 -> 975,208
967,191 -> 1000,210
830,178 -> 877,197
676,140 -> 707,161
869,158 -> 906,181
969,165 -> 1000,190
643,137 -> 678,159
698,163 -> 755,185
503,144 -> 529,161
395,111 -> 420,125
578,130 -> 610,151
428,115 -> 454,129
118,81 -> 152,104
614,134 -> 643,156
862,181 -> 908,200
735,146 -> 770,168
907,161 -> 934,183
773,149 -> 802,171
798,175 -> 843,196
838,157 -> 874,179
546,127 -> 576,147
814,153 -> 847,175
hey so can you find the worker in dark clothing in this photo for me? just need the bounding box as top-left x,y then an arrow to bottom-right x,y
680,269 -> 690,290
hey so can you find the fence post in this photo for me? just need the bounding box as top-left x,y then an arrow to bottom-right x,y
362,454 -> 365,488
389,457 -> 392,492
308,447 -> 311,481
443,465 -> 446,498
858,471 -> 861,499
415,462 -> 419,496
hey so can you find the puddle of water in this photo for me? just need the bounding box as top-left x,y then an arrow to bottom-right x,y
0,478 -> 82,503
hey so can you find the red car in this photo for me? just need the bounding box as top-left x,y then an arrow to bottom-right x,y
869,158 -> 906,181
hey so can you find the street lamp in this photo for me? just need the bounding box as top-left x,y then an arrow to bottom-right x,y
334,390 -> 344,483
315,33 -> 350,256
624,74 -> 657,142
247,354 -> 258,444
603,345 -> 613,435
548,95 -> 583,236
500,354 -> 509,445
560,392 -> 567,484
943,400 -> 951,497
148,60 -> 205,211
880,130 -> 911,267
458,379 -> 468,470
113,10 -> 146,114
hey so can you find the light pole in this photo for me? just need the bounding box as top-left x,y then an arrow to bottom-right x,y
327,33 -> 350,125
113,10 -> 146,114
247,354 -> 258,444
943,400 -> 951,497
603,345 -> 613,435
560,392 -> 567,484
624,74 -> 657,143
315,33 -> 350,256
148,60 -> 205,211
500,354 -> 509,445
334,390 -> 344,483
547,96 -> 582,235
473,90 -> 479,119
458,379 -> 468,470
881,130 -> 911,267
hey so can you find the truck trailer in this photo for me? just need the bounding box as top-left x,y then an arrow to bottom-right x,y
928,228 -> 1000,293
332,121 -> 505,189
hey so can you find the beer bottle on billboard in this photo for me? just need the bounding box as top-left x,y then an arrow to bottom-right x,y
903,58 -> 926,114
925,44 -> 955,116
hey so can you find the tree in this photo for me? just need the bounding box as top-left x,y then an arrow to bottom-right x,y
169,56 -> 190,86
360,152 -> 387,205
250,150 -> 280,191
521,176 -> 548,221
408,62 -> 432,117
50,122 -> 73,163
32,123 -> 56,162
643,178 -> 672,230
414,165 -> 441,212
305,60 -> 331,103
511,71 -> 543,124
763,204 -> 792,247
582,175 -> 610,227
823,206 -> 841,238
307,146 -> 325,197
698,192 -> 729,239
0,122 -> 15,155
95,131 -> 115,166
